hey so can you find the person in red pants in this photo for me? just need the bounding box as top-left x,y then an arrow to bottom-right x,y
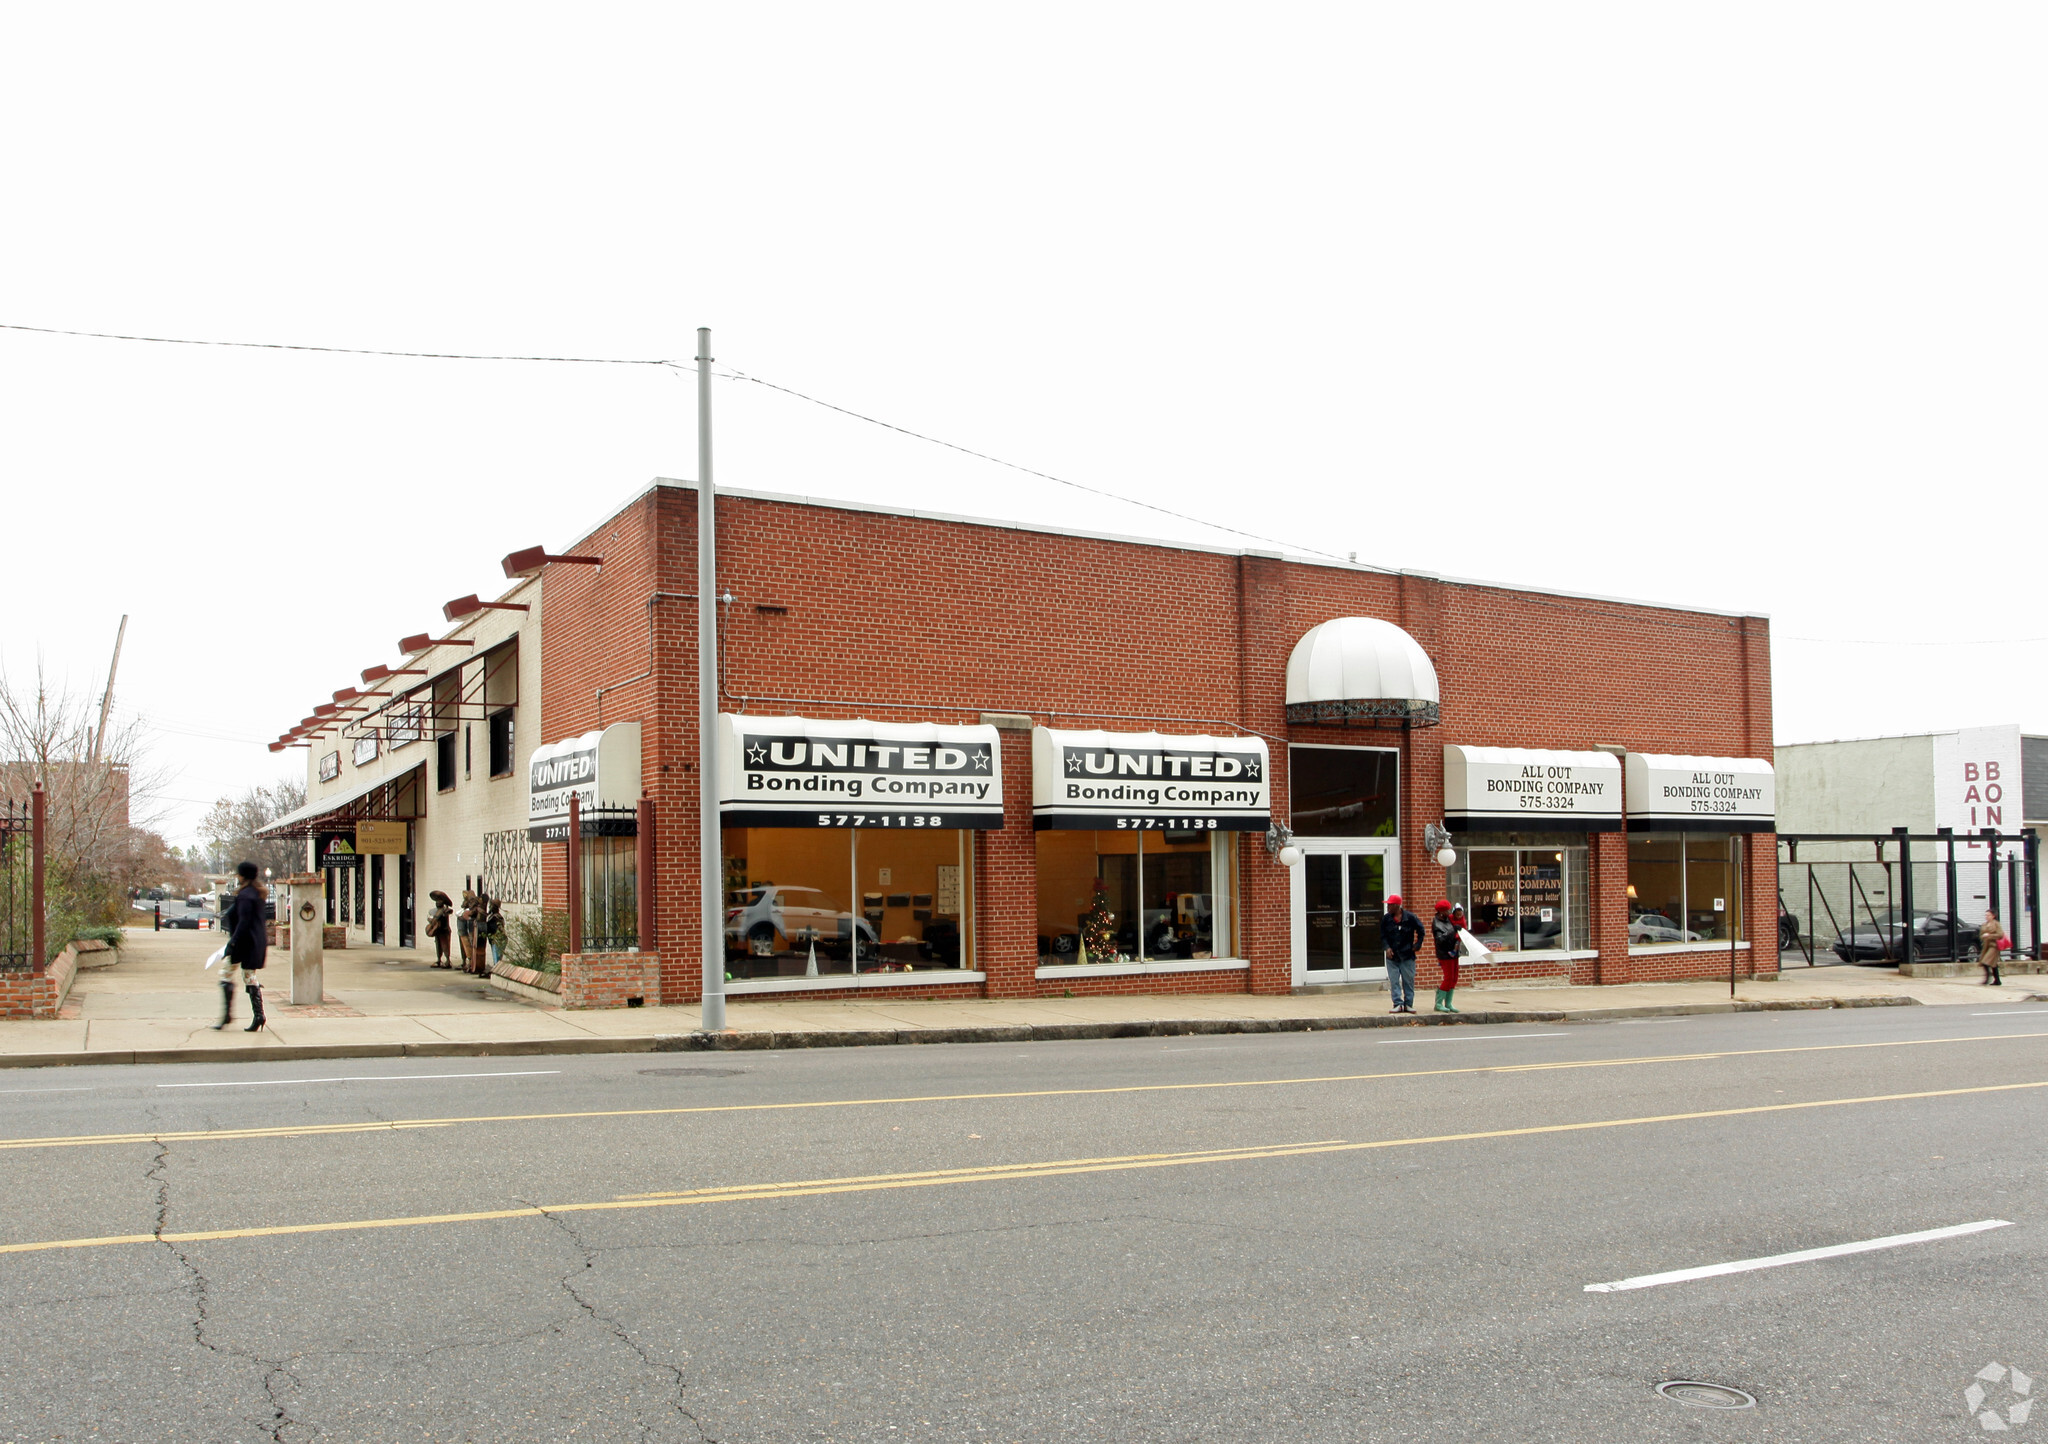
1431,900 -> 1462,1013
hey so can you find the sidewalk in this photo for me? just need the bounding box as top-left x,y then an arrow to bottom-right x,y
4,927 -> 2043,1070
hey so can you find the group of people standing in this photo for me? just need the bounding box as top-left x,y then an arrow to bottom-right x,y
1378,895 -> 1473,1014
425,888 -> 504,974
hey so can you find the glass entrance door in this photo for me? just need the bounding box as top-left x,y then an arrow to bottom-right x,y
1298,850 -> 1389,978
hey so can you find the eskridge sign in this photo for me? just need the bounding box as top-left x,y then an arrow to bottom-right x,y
1443,746 -> 1621,830
719,715 -> 1004,829
1032,727 -> 1270,830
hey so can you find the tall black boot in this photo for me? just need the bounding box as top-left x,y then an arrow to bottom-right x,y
212,980 -> 235,1030
243,984 -> 266,1032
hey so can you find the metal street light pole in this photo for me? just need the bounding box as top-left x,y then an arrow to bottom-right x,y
697,327 -> 727,1033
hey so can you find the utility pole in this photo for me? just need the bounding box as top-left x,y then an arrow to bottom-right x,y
90,614 -> 128,764
698,327 -> 726,1032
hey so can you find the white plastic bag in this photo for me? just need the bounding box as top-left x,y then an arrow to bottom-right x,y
203,944 -> 229,971
1457,927 -> 1493,963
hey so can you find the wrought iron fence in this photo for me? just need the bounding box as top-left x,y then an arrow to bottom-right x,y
577,805 -> 639,952
0,798 -> 40,971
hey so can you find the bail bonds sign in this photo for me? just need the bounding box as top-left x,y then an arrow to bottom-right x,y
1442,745 -> 1621,831
718,715 -> 1004,829
1032,727 -> 1270,830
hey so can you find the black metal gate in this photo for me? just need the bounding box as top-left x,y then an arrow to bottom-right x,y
0,797 -> 37,970
1777,828 -> 2040,966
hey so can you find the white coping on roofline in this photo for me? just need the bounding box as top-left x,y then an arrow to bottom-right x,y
613,477 -> 1770,623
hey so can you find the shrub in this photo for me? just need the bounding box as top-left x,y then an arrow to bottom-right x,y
506,909 -> 571,974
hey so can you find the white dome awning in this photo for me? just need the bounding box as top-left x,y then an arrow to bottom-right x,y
1284,617 -> 1441,726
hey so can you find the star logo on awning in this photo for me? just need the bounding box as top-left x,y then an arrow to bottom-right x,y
1242,757 -> 1262,779
972,752 -> 991,770
745,744 -> 767,765
1066,754 -> 1084,774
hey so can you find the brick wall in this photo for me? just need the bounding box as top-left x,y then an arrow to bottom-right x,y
557,950 -> 660,1010
0,942 -> 79,1019
537,483 -> 1774,1005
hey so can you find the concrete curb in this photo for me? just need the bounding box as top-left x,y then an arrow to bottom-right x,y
0,994 -> 1930,1070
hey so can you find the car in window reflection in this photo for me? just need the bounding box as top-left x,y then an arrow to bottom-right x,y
724,885 -> 876,959
1830,911 -> 1981,964
1628,913 -> 1703,944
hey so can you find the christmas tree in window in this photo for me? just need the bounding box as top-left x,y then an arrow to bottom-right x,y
1078,878 -> 1121,964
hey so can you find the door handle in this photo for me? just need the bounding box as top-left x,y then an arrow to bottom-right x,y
1345,911 -> 1357,928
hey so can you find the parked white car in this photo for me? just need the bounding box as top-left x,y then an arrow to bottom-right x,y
1628,913 -> 1703,944
725,884 -> 877,958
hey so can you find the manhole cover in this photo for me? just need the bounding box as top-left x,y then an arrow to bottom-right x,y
1656,1381 -> 1756,1410
638,1067 -> 748,1078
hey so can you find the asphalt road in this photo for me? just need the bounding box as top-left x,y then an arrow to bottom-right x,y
1,1004 -> 2045,1442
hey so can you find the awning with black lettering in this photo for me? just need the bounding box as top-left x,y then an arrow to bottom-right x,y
1032,727 -> 1271,831
1625,753 -> 1775,832
1443,746 -> 1622,832
718,715 -> 1004,829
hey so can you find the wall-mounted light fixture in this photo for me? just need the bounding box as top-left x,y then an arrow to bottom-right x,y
1264,824 -> 1303,868
400,633 -> 477,655
442,594 -> 532,623
1422,822 -> 1457,869
501,546 -> 603,579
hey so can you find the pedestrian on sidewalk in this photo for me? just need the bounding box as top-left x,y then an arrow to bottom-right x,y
1979,910 -> 2005,986
426,891 -> 453,967
1431,899 -> 1461,1013
214,861 -> 268,1032
1382,894 -> 1423,1014
457,890 -> 478,972
484,898 -> 504,969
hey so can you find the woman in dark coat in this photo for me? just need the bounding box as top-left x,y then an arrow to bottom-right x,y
215,860 -> 269,1032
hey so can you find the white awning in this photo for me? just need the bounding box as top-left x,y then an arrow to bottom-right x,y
1626,752 -> 1775,831
528,723 -> 642,841
1443,745 -> 1622,831
1285,617 -> 1440,725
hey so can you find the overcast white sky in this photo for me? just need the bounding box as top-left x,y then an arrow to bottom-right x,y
2,4 -> 2042,847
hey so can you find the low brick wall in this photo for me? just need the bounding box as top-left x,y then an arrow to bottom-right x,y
558,950 -> 660,1009
487,962 -> 563,1006
0,942 -> 81,1019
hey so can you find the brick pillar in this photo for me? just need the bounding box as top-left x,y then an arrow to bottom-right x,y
1746,831 -> 1778,979
979,729 -> 1036,997
1592,829 -> 1631,984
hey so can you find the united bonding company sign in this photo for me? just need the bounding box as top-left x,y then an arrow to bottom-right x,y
1031,727 -> 1270,831
717,715 -> 1005,829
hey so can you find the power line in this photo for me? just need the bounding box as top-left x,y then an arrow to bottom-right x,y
711,367 -> 1360,564
0,321 -> 674,366
2,318 -> 1360,564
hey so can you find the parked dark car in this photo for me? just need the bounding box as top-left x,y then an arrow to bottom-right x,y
161,913 -> 207,930
1831,911 -> 1977,964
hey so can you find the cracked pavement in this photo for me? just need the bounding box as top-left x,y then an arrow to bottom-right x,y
0,1005 -> 2045,1441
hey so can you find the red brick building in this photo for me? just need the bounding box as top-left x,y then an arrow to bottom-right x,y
535,479 -> 1776,1005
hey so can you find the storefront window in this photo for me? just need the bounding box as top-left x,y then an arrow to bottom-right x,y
1446,837 -> 1589,952
723,828 -> 974,980
1035,831 -> 1235,964
1628,833 -> 1742,944
1288,746 -> 1398,837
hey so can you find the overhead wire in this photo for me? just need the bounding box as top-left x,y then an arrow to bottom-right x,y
0,319 -> 1359,563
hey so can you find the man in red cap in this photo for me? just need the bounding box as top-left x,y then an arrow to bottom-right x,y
1431,900 -> 1462,1012
1381,894 -> 1423,1013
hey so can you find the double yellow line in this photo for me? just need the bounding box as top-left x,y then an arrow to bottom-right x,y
4,1079 -> 2042,1257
